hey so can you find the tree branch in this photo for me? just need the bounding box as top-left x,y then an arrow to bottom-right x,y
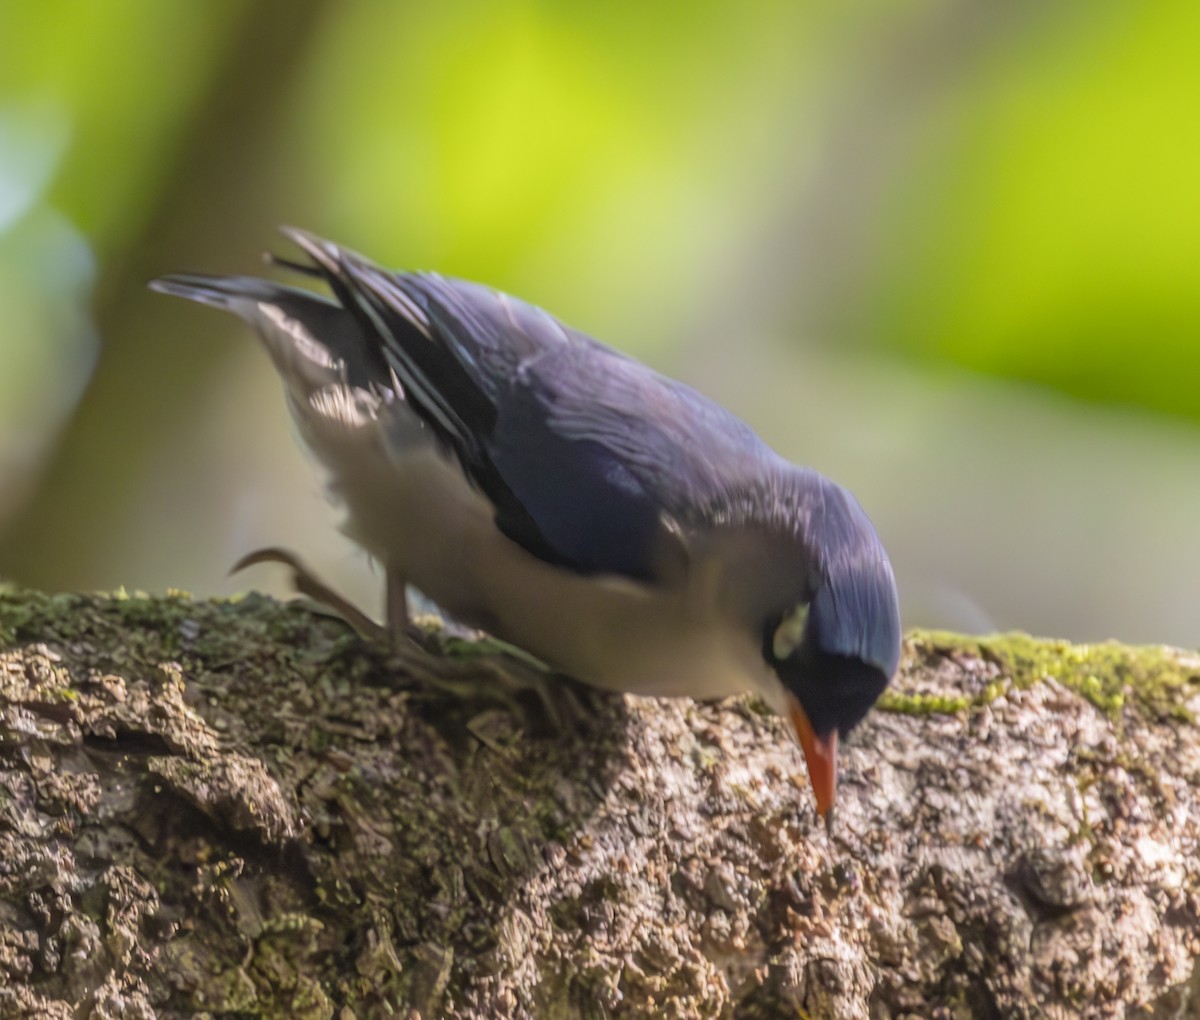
1,588 -> 1198,1018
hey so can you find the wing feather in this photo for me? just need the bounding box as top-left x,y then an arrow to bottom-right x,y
279,231 -> 777,581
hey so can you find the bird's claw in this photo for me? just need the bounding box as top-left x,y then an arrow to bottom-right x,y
231,545 -> 404,647
231,547 -> 596,732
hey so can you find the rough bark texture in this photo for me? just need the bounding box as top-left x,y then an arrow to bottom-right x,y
1,587 -> 1199,1019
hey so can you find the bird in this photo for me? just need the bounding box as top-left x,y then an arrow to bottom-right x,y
149,228 -> 901,820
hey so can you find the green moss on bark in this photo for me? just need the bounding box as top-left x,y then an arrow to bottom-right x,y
880,628 -> 1200,722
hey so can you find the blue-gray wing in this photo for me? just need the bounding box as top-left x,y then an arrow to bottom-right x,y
283,230 -> 773,583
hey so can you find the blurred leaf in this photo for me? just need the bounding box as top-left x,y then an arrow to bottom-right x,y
286,0 -> 831,355
0,0 -> 249,251
863,1 -> 1200,420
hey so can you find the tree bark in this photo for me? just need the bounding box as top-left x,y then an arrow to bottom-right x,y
1,587 -> 1198,1019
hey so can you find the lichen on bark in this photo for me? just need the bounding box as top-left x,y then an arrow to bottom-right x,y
1,586 -> 1199,1019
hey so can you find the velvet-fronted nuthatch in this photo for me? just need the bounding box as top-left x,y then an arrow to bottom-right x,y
151,229 -> 901,819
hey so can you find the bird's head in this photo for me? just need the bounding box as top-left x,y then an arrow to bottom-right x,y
759,487 -> 901,820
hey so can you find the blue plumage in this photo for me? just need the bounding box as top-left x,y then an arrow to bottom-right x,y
151,227 -> 903,819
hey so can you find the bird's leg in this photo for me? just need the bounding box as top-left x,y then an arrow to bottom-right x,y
230,546 -> 389,645
386,564 -> 428,650
230,549 -> 593,730
386,568 -> 409,635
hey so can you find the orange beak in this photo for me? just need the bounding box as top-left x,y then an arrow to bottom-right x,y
788,695 -> 838,818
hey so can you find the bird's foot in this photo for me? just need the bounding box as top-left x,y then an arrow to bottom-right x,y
230,546 -> 421,649
426,657 -> 598,735
230,546 -> 597,732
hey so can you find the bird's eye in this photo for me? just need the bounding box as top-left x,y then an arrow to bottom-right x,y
772,602 -> 809,661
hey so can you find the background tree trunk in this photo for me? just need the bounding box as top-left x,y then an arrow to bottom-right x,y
1,587 -> 1198,1019
0,0 -> 329,590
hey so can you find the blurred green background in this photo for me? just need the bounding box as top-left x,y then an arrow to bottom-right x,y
1,0 -> 1198,646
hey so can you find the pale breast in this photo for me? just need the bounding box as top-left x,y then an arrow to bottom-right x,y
293,390 -> 784,713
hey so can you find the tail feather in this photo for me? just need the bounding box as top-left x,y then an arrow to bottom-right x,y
262,251 -> 323,279
149,273 -> 270,310
148,271 -> 389,394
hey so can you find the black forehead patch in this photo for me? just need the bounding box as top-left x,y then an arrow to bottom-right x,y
778,650 -> 891,739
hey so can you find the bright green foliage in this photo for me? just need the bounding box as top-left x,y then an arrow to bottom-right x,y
863,3 -> 1200,421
